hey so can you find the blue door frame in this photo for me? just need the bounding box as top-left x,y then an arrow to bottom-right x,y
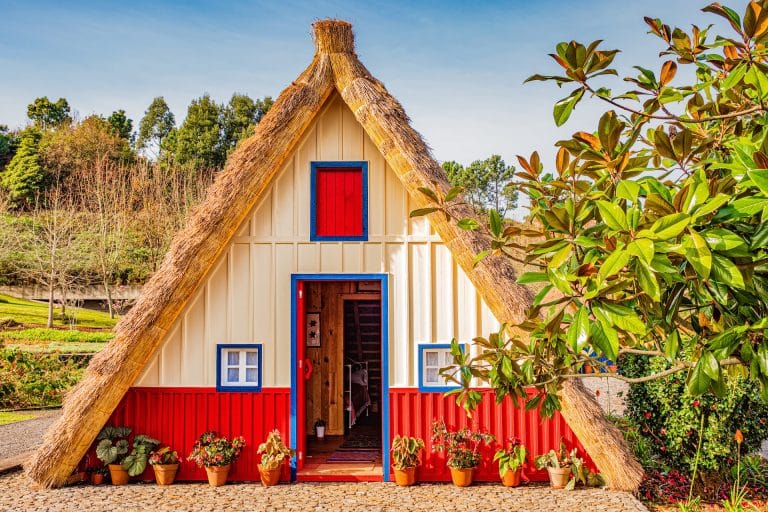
290,273 -> 390,481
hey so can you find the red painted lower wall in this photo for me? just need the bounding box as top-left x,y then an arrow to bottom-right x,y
103,387 -> 290,482
90,386 -> 592,484
389,388 -> 593,482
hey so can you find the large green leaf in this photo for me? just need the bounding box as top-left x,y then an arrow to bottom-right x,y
596,200 -> 628,231
710,253 -> 745,288
748,169 -> 768,194
517,272 -> 550,284
758,343 -> 768,376
599,249 -> 629,279
682,230 -> 711,279
548,243 -> 572,269
636,261 -> 661,301
687,359 -> 711,395
553,88 -> 585,127
567,306 -> 590,352
617,180 -> 641,202
650,213 -> 690,239
628,238 -> 654,264
589,321 -> 619,361
593,302 -> 646,335
700,351 -> 720,381
703,228 -> 747,253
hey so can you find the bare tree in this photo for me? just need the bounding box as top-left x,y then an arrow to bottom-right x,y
8,176 -> 84,327
75,158 -> 132,318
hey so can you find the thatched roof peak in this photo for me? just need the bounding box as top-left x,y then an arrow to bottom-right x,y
313,19 -> 355,54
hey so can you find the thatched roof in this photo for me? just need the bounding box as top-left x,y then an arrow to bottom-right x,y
26,19 -> 534,488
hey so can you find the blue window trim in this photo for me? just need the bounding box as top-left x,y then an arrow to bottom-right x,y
309,161 -> 369,242
215,343 -> 263,392
417,343 -> 466,393
290,273 -> 389,481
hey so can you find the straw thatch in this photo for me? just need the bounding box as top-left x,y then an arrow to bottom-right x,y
26,20 -> 642,491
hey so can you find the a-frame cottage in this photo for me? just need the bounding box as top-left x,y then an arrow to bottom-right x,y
27,20 -> 642,490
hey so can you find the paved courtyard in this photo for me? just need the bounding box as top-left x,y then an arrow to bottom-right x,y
0,471 -> 648,512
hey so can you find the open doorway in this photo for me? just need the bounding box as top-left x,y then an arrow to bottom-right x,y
299,280 -> 383,481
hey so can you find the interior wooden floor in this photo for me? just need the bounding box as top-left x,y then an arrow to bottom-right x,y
299,434 -> 383,482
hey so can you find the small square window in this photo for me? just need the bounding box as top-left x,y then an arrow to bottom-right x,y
418,343 -> 466,392
217,344 -> 262,392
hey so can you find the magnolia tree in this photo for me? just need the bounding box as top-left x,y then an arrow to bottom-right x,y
415,0 -> 768,477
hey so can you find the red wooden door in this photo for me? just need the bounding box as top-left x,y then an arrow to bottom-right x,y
296,280 -> 307,470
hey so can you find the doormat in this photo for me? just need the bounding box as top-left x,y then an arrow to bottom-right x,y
326,450 -> 378,463
338,432 -> 381,450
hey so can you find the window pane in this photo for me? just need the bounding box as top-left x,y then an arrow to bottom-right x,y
246,350 -> 258,366
227,368 -> 239,383
425,367 -> 438,384
245,368 -> 258,383
443,350 -> 454,366
227,351 -> 239,365
425,351 -> 438,367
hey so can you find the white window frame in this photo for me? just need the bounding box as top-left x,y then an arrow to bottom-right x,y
216,344 -> 262,391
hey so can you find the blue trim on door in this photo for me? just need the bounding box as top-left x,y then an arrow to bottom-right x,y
215,343 -> 263,392
416,343 -> 466,393
309,161 -> 369,242
290,273 -> 390,481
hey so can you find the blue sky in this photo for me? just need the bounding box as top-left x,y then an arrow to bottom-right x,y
0,1 -> 722,171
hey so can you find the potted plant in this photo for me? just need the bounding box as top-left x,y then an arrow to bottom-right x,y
95,426 -> 160,485
256,430 -> 294,486
493,437 -> 527,487
87,466 -> 108,485
149,446 -> 180,485
391,435 -> 425,486
534,440 -> 576,490
431,420 -> 495,487
314,419 -> 326,440
187,431 -> 246,487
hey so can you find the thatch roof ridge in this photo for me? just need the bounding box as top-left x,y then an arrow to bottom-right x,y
26,19 -> 533,488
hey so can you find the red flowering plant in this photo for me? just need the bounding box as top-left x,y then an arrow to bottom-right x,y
187,431 -> 246,468
148,446 -> 179,466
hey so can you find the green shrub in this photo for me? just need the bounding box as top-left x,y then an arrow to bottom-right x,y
622,355 -> 768,475
0,349 -> 87,409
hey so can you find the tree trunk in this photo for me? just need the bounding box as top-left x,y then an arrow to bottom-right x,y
558,379 -> 644,492
104,279 -> 114,319
47,282 -> 54,328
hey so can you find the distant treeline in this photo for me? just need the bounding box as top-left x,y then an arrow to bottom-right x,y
0,93 -> 272,323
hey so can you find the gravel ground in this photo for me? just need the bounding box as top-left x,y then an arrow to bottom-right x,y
0,410 -> 60,460
0,471 -> 649,512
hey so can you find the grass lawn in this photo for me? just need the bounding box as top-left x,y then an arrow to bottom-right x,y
0,411 -> 34,425
1,328 -> 113,343
5,341 -> 107,353
0,294 -> 117,329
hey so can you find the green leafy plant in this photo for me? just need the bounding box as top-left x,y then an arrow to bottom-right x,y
94,426 -> 159,476
95,426 -> 131,465
493,437 -> 527,478
121,434 -> 160,476
409,2 -> 768,432
391,435 -> 425,470
535,440 -> 605,490
256,430 -> 294,471
721,430 -> 756,512
624,355 -> 768,475
431,420 -> 495,469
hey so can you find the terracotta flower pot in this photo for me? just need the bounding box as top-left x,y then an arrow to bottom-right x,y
152,463 -> 179,486
546,467 -> 571,489
258,464 -> 281,487
90,472 -> 104,485
501,467 -> 522,487
393,467 -> 416,486
108,464 -> 129,486
205,464 -> 230,487
449,467 -> 474,487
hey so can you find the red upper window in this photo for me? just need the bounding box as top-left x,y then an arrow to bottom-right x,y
310,162 -> 368,241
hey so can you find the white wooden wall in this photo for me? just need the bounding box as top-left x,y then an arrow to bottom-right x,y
136,93 -> 500,389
